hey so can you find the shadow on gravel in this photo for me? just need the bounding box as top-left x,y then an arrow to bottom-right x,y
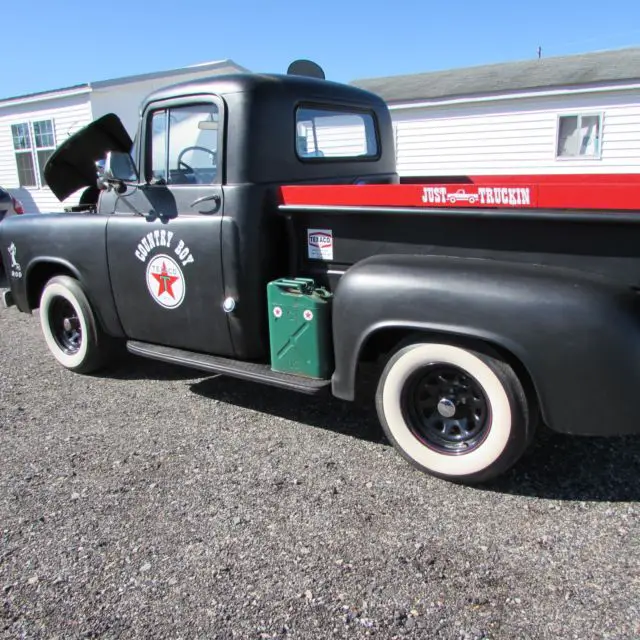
191,375 -> 640,502
190,374 -> 385,444
103,355 -> 639,502
482,429 -> 640,503
106,354 -> 208,382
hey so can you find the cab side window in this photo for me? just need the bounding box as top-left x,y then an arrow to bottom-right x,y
150,111 -> 167,183
149,103 -> 219,185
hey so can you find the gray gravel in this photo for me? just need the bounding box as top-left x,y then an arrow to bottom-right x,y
1,301 -> 639,639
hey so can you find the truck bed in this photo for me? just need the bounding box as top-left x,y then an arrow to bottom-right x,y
278,178 -> 640,291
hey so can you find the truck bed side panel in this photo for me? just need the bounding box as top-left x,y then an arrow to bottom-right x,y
286,207 -> 640,291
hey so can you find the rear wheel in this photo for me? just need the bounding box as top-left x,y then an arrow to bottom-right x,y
39,275 -> 112,374
375,341 -> 535,484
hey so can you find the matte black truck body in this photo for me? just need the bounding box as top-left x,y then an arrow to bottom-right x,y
2,65 -> 640,483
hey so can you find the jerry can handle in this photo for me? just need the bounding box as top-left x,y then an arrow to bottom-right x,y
273,278 -> 316,294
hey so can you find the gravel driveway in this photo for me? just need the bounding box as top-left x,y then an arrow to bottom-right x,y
1,301 -> 638,639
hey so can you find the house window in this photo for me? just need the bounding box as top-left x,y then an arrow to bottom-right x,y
556,114 -> 602,159
11,119 -> 56,187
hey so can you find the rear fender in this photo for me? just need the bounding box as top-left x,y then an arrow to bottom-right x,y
25,257 -> 82,308
331,254 -> 640,436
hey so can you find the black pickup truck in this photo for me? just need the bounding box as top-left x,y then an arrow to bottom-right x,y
3,62 -> 640,484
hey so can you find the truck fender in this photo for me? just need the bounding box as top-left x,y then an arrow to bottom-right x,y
1,254 -> 81,315
331,254 -> 640,436
24,257 -> 83,309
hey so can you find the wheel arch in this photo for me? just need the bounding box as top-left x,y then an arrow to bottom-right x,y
355,322 -> 542,425
26,258 -> 82,310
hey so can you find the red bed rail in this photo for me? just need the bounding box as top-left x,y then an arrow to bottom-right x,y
280,174 -> 640,212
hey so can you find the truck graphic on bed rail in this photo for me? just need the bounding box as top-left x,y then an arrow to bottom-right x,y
448,189 -> 478,204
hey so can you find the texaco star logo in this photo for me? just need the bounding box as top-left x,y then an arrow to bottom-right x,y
145,254 -> 185,309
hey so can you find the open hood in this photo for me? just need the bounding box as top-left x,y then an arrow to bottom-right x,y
44,113 -> 133,201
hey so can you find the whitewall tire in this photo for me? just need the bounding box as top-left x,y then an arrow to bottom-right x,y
375,341 -> 534,484
39,275 -> 111,374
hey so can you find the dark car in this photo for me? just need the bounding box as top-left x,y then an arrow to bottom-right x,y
0,186 -> 24,222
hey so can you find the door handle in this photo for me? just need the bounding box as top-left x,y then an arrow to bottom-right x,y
190,193 -> 221,209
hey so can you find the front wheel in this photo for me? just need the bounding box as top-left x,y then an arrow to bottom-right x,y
39,275 -> 112,374
375,341 -> 535,484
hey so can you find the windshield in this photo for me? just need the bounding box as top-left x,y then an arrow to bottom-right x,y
295,106 -> 378,160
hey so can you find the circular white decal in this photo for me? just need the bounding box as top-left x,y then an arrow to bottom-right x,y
145,254 -> 186,309
273,306 -> 283,318
303,310 -> 313,321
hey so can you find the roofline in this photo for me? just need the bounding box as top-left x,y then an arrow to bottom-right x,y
0,85 -> 92,109
0,58 -> 250,107
351,45 -> 640,85
351,46 -> 640,107
387,79 -> 640,110
90,58 -> 251,91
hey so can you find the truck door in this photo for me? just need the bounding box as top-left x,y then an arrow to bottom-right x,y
106,96 -> 234,357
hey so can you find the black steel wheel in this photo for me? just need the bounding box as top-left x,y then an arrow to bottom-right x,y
375,341 -> 536,484
39,275 -> 113,374
401,365 -> 491,455
48,296 -> 83,356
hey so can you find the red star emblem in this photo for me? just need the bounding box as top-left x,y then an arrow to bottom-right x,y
152,261 -> 179,298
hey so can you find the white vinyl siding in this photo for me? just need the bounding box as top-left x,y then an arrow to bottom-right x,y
391,89 -> 640,176
0,93 -> 92,213
300,124 -> 372,157
308,124 -> 370,156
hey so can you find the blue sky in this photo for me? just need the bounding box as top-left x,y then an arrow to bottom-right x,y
2,0 -> 640,99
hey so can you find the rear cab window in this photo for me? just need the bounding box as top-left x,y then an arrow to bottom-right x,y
295,106 -> 379,160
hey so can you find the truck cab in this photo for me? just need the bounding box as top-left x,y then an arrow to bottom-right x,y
42,72 -> 397,362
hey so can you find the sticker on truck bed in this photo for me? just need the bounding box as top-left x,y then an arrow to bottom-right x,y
421,186 -> 532,207
308,229 -> 333,260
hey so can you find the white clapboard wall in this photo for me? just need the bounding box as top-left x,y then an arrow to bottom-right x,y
389,87 -> 640,176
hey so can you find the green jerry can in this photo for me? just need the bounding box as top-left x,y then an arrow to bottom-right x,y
267,278 -> 334,379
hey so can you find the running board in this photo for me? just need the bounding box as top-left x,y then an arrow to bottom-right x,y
126,340 -> 332,395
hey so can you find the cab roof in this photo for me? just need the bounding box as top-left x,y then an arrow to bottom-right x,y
140,72 -> 387,112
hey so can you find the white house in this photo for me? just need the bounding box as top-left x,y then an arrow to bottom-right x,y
0,59 -> 248,213
351,47 -> 640,179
